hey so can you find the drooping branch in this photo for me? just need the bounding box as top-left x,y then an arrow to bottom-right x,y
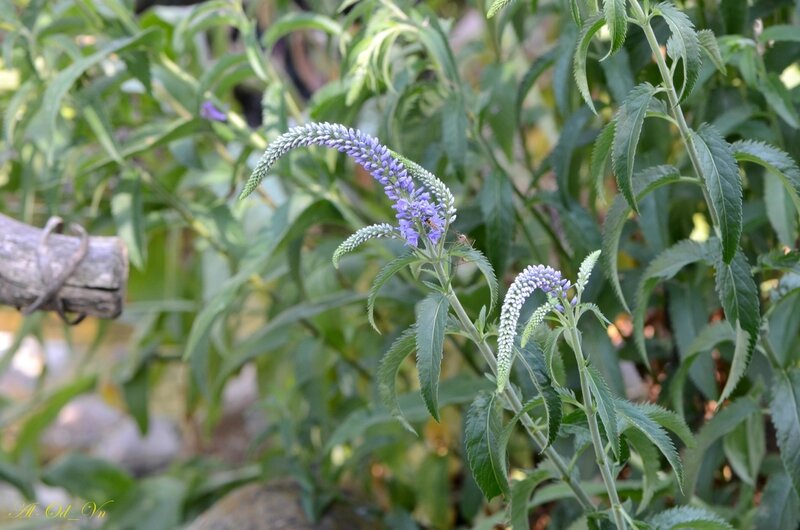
0,214 -> 128,320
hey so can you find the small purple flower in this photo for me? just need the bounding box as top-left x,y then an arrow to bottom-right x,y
242,123 -> 448,246
200,101 -> 227,122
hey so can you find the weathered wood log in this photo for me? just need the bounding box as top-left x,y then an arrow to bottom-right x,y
0,214 -> 128,319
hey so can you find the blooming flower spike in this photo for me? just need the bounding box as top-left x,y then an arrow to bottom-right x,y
239,123 -> 454,247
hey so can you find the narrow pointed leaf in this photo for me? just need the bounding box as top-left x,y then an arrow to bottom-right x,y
368,253 -> 419,333
587,366 -> 620,457
770,367 -> 800,496
592,119 -> 616,203
516,344 -> 562,447
714,249 -> 759,401
451,246 -> 498,312
655,2 -> 702,100
602,165 -> 683,312
612,83 -> 658,212
694,124 -> 743,263
625,429 -> 660,513
574,15 -> 606,113
465,392 -> 509,499
698,29 -> 727,74
510,469 -> 551,529
604,0 -> 627,54
649,506 -> 733,530
732,139 -> 800,214
377,326 -> 419,434
415,292 -> 450,421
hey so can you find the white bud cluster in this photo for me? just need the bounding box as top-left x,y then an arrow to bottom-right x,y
332,223 -> 397,268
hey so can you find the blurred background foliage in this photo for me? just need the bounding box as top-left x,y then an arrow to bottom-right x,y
0,0 -> 798,528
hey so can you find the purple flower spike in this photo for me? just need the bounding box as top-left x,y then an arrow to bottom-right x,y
200,101 -> 227,122
241,123 -> 451,246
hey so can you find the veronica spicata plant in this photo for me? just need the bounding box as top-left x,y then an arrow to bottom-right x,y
240,123 -> 712,529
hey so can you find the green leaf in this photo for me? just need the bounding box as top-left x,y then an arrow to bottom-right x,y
694,124 -> 743,264
649,506 -> 733,530
450,246 -> 499,312
760,24 -> 800,43
42,453 -> 135,501
262,12 -> 343,48
603,0 -> 627,55
635,402 -> 695,448
616,399 -> 684,490
12,375 -> 97,461
111,171 -> 147,270
487,0 -> 516,17
697,30 -> 727,74
516,344 -> 562,447
0,459 -> 34,500
442,95 -> 468,170
755,469 -> 800,530
38,28 -> 159,164
764,174 -> 797,245
732,140 -> 800,215
480,171 -> 514,276
517,49 -> 557,118
368,253 -> 419,333
591,119 -> 616,203
625,429 -> 659,513
465,391 -> 509,499
683,396 -> 760,498
654,2 -> 702,100
759,73 -> 800,129
634,239 -> 714,365
669,321 -> 735,415
612,83 -> 658,213
583,365 -> 619,458
415,291 -> 450,421
770,367 -> 800,496
510,469 -> 551,529
714,249 -> 760,401
377,326 -> 418,435
574,15 -> 606,114
722,408 -> 764,485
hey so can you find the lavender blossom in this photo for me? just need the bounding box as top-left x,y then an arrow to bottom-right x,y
200,101 -> 227,122
496,265 -> 571,392
239,123 -> 450,246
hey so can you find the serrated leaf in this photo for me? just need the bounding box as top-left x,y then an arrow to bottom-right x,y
694,124 -> 743,264
602,165 -> 682,312
732,139 -> 800,215
697,30 -> 727,74
465,392 -> 509,499
377,326 -> 418,434
714,249 -> 759,401
415,292 -> 450,421
510,469 -> 551,529
649,506 -> 733,530
770,367 -> 800,496
481,171 -> 514,276
634,239 -> 714,364
487,0 -> 515,17
574,15 -> 606,114
451,245 -> 498,312
683,396 -> 760,499
655,2 -> 702,100
604,0 -> 627,55
592,119 -> 616,203
612,83 -> 658,212
586,366 -> 620,458
368,253 -> 419,333
616,399 -> 684,491
625,429 -> 659,513
635,402 -> 695,448
516,344 -> 562,447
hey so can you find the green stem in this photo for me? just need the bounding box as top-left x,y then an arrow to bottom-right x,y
630,1 -> 721,232
430,260 -> 596,511
564,307 -> 628,530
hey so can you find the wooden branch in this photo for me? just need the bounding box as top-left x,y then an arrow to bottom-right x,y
0,214 -> 128,319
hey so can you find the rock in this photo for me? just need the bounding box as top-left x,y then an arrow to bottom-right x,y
186,482 -> 380,530
42,395 -> 124,458
91,416 -> 181,476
